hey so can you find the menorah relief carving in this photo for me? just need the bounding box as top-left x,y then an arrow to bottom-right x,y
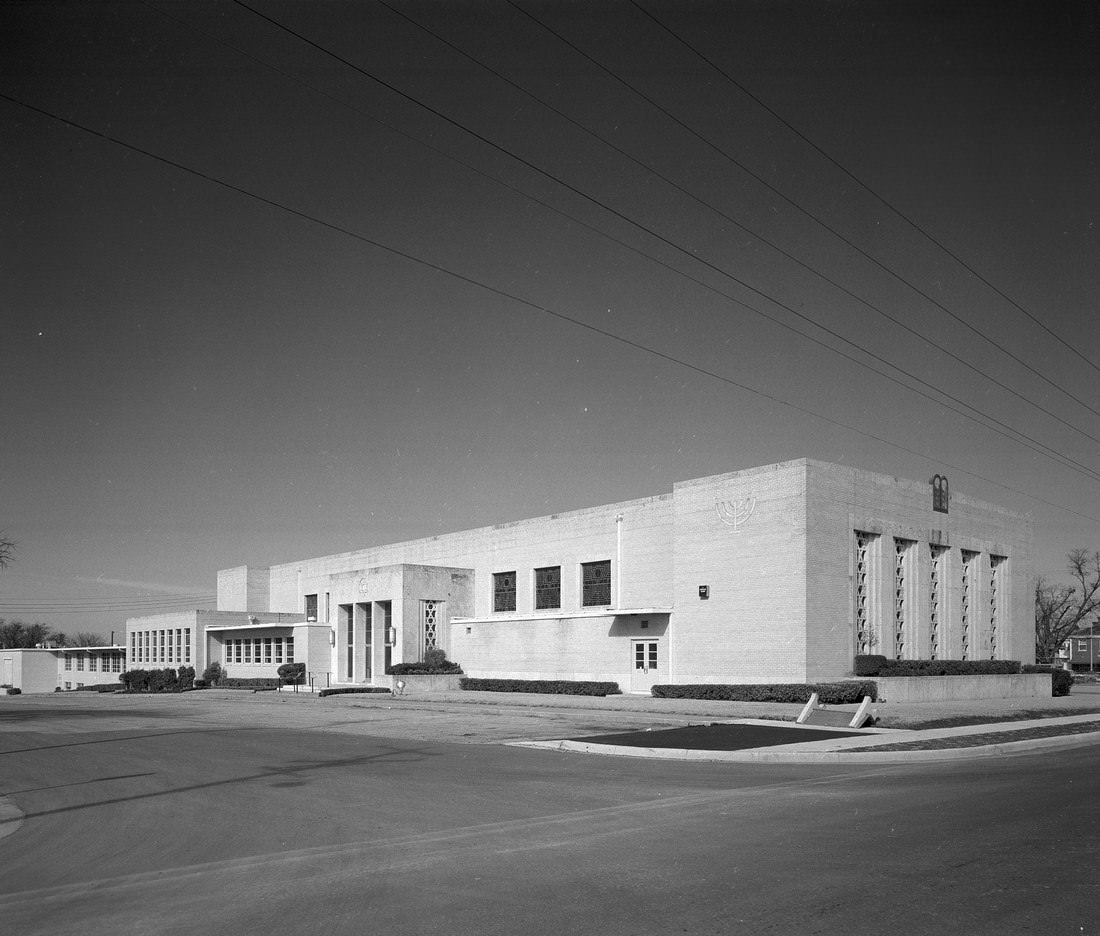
715,497 -> 756,531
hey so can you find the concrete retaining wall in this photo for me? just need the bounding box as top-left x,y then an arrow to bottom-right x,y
876,673 -> 1050,702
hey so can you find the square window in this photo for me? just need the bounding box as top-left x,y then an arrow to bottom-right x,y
493,571 -> 517,612
535,566 -> 561,610
581,560 -> 611,607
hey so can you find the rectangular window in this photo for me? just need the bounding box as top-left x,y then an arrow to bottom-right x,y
76,656 -> 84,671
1078,640 -> 1088,653
113,653 -> 122,673
244,639 -> 252,664
325,592 -> 331,623
89,656 -> 98,672
264,637 -> 272,663
493,571 -> 517,612
65,654 -> 72,671
305,593 -> 318,622
184,628 -> 191,664
275,637 -> 284,664
235,639 -> 243,664
535,566 -> 561,610
581,560 -> 612,607
286,637 -> 294,664
254,638 -> 262,663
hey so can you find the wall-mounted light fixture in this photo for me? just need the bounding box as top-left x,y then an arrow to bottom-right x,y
698,585 -> 710,600
386,626 -> 397,647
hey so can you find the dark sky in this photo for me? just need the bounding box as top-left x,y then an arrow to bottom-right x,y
2,0 -> 1098,636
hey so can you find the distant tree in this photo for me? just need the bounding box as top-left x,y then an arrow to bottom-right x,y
0,534 -> 13,569
1035,549 -> 1100,662
0,619 -> 57,649
66,632 -> 109,647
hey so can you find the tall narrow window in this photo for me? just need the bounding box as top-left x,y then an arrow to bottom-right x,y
893,539 -> 914,659
535,566 -> 561,610
184,628 -> 191,664
342,604 -> 354,680
961,549 -> 978,660
493,572 -> 516,612
990,555 -> 1006,659
854,531 -> 878,655
581,560 -> 612,607
929,544 -> 947,659
275,636 -> 284,665
422,600 -> 440,652
305,594 -> 318,622
285,637 -> 294,664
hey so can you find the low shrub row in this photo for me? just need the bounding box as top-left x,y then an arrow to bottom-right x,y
855,655 -> 1022,677
5,687 -> 20,695
75,683 -> 124,692
651,682 -> 877,704
459,678 -> 621,696
121,667 -> 196,693
388,648 -> 464,676
218,678 -> 280,690
318,686 -> 392,697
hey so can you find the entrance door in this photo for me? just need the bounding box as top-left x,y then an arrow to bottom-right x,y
630,639 -> 660,693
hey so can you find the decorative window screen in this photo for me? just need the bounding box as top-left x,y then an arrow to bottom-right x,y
990,555 -> 1006,659
961,550 -> 978,660
535,566 -> 561,610
894,539 -> 915,659
854,531 -> 878,655
581,560 -> 612,607
422,600 -> 440,651
493,572 -> 516,612
929,544 -> 947,659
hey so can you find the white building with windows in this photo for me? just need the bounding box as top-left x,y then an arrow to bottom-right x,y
2,646 -> 127,694
155,458 -> 1031,692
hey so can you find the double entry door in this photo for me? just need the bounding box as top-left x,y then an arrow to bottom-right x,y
630,638 -> 661,693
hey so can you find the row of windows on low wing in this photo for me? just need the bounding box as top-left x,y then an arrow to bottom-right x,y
62,652 -> 125,672
493,560 -> 611,613
223,636 -> 294,665
129,629 -> 192,666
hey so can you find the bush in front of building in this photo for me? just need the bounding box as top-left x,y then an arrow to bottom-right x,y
388,648 -> 464,676
218,678 -> 281,690
121,668 -> 188,692
202,662 -> 226,686
5,687 -> 20,695
854,656 -> 1022,677
74,683 -> 124,692
459,677 -> 621,696
1052,668 -> 1074,697
318,686 -> 392,697
277,662 -> 306,684
177,665 -> 195,690
651,682 -> 877,704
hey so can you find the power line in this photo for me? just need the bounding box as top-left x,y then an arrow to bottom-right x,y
2,90 -> 1097,527
139,1 -> 1100,482
506,0 -> 1100,428
629,0 -> 1100,381
224,1 -> 1100,463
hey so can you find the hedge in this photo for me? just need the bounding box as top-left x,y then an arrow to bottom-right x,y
5,687 -> 20,695
318,686 -> 393,697
651,682 -> 877,704
388,648 -> 463,676
855,656 -> 1022,677
75,683 -> 124,693
218,678 -> 280,690
459,678 -> 621,696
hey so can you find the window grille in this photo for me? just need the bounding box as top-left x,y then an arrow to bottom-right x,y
582,560 -> 611,607
422,600 -> 440,651
493,572 -> 516,613
894,539 -> 914,659
961,550 -> 978,660
855,531 -> 877,655
990,555 -> 1006,659
929,544 -> 947,659
535,566 -> 561,610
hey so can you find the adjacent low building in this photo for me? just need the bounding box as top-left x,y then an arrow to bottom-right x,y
2,645 -> 127,694
120,458 -> 1028,693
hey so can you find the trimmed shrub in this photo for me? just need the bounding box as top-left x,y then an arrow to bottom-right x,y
202,662 -> 225,686
651,682 -> 877,704
1052,668 -> 1074,697
388,655 -> 464,676
855,656 -> 1022,677
218,678 -> 280,690
121,669 -> 181,693
192,679 -> 208,689
5,687 -> 21,695
177,665 -> 195,690
318,686 -> 392,697
277,662 -> 306,684
459,677 -> 621,697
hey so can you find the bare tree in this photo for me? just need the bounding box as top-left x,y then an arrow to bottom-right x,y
1035,549 -> 1100,662
0,533 -> 13,569
67,631 -> 109,647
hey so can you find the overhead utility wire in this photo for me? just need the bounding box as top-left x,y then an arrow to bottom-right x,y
143,5 -> 1098,485
362,0 -> 1100,481
228,1 -> 1100,464
629,0 -> 1100,379
2,92 -> 1096,527
508,0 -> 1100,425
